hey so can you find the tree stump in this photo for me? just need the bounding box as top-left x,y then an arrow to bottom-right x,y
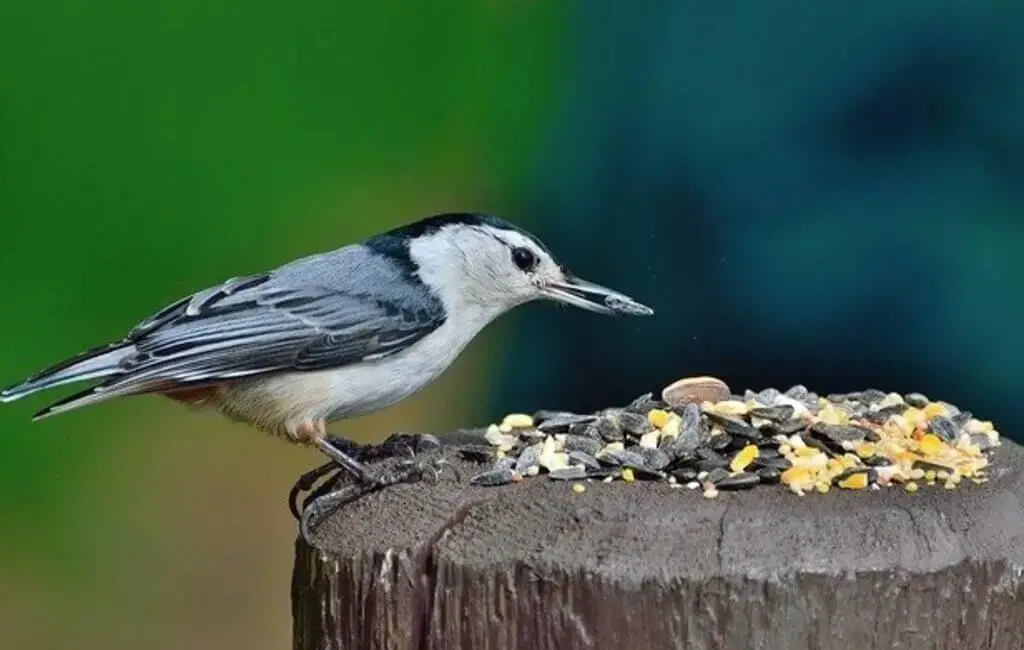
291,430 -> 1024,650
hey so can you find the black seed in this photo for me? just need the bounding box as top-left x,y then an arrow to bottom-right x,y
859,389 -> 887,404
568,451 -> 602,471
470,468 -> 515,486
809,422 -> 879,451
952,411 -> 972,428
756,467 -> 782,484
457,445 -> 495,463
708,433 -> 733,451
585,469 -> 617,479
628,392 -> 666,412
775,418 -> 812,435
570,422 -> 603,440
862,455 -> 892,467
620,410 -> 655,436
748,405 -> 795,422
864,404 -> 905,424
757,447 -> 782,460
715,472 -> 761,490
845,391 -> 863,402
904,393 -> 929,408
600,448 -> 647,467
595,417 -> 623,442
671,467 -> 698,483
827,393 -> 849,403
514,445 -> 541,474
755,455 -> 792,471
624,465 -> 666,480
695,460 -> 726,472
564,435 -> 603,457
549,466 -> 588,480
758,388 -> 781,404
638,447 -> 671,471
537,413 -> 598,433
785,385 -> 809,400
670,405 -> 704,456
803,436 -> 835,456
705,411 -> 758,437
705,468 -> 731,483
929,416 -> 960,443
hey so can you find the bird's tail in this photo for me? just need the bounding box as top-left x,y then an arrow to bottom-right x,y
0,342 -> 135,412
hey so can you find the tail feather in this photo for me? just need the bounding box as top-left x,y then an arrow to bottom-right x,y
1,342 -> 135,404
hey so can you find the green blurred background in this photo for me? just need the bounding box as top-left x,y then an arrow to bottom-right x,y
5,1 -> 1024,649
0,2 -> 564,648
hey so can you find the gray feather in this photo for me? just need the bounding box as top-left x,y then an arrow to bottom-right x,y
9,244 -> 447,416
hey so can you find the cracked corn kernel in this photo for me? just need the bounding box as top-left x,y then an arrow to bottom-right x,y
815,482 -> 831,494
919,434 -> 944,456
855,442 -> 876,458
730,444 -> 759,473
648,408 -> 670,429
621,468 -> 636,483
713,400 -> 748,416
922,402 -> 949,418
838,472 -> 869,490
572,483 -> 586,494
502,413 -> 535,429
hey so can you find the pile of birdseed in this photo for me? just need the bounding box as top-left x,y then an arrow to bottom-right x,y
465,376 -> 1001,499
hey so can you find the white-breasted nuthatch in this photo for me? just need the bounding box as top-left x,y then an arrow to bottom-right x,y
1,213 -> 653,495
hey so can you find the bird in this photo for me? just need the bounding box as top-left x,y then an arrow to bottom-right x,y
1,212 -> 654,497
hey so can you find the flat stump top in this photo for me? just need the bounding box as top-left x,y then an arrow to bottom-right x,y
293,434 -> 1024,650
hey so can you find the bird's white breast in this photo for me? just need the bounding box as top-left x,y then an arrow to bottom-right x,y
215,310 -> 495,436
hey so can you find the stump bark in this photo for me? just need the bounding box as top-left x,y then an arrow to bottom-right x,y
292,431 -> 1024,650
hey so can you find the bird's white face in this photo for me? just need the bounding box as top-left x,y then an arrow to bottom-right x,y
409,223 -> 653,324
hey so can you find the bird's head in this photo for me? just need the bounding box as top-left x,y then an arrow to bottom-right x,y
393,213 -> 654,321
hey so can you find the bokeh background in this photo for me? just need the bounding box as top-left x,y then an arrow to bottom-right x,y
2,2 -> 1022,649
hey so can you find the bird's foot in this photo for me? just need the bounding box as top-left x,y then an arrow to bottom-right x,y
290,431 -> 454,526
297,453 -> 460,546
369,453 -> 461,488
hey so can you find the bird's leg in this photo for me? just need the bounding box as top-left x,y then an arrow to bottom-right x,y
287,459 -> 339,520
290,421 -> 458,527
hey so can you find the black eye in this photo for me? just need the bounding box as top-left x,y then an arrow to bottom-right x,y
511,246 -> 538,272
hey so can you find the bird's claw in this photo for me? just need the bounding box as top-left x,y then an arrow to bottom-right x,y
370,455 -> 460,488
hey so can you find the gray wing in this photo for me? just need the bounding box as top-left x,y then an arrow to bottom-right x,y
106,247 -> 446,390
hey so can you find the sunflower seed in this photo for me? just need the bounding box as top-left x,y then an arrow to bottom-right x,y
470,468 -> 516,486
564,435 -> 603,456
568,451 -> 602,471
549,466 -> 588,481
715,472 -> 761,490
705,467 -> 731,484
638,446 -> 671,471
748,405 -> 795,422
537,413 -> 598,433
929,416 -> 960,443
662,376 -> 731,409
595,416 -> 623,442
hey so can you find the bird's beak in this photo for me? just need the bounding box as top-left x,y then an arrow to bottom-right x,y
541,275 -> 654,316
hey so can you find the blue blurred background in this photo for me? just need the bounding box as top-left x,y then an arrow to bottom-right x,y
1,2 -> 1022,649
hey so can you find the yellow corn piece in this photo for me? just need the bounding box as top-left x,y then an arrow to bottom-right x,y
730,445 -> 759,473
647,408 -> 670,429
918,434 -> 944,456
838,472 -> 869,490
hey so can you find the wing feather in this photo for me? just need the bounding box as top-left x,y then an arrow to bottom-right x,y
100,267 -> 446,394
